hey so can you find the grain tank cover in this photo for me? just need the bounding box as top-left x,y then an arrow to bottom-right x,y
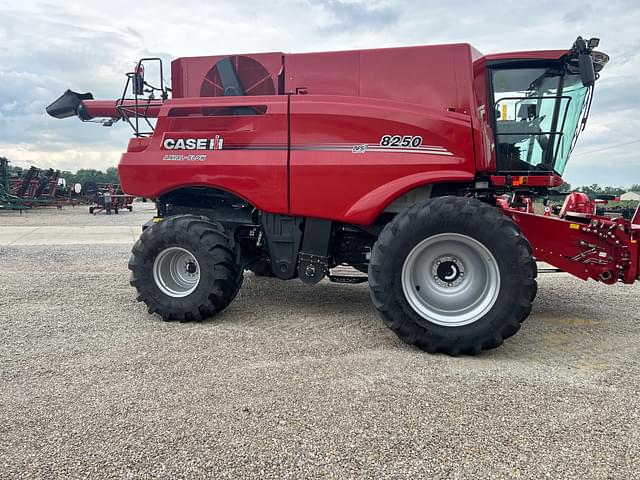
283,44 -> 477,112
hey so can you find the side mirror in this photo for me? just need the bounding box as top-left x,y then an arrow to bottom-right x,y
578,53 -> 595,87
572,37 -> 596,87
132,63 -> 145,96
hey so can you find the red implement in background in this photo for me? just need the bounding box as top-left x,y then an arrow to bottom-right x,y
502,197 -> 640,284
87,183 -> 135,215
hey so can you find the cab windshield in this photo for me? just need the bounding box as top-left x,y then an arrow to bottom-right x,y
491,66 -> 591,175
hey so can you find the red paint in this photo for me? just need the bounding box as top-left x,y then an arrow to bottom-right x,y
559,192 -> 595,216
81,100 -> 162,119
288,95 -> 475,223
105,44 -> 587,225
112,44 -> 500,224
119,96 -> 290,214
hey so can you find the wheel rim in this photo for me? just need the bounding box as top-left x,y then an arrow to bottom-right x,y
152,247 -> 201,298
401,233 -> 500,327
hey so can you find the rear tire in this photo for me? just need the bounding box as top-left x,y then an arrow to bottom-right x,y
368,196 -> 536,355
129,215 -> 243,321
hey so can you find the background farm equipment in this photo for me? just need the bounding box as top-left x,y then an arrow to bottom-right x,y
0,158 -> 28,210
542,190 -> 640,220
10,166 -> 60,208
84,182 -> 134,215
0,158 -> 134,213
0,158 -> 100,210
0,158 -> 60,210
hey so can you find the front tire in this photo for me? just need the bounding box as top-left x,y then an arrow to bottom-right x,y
368,196 -> 537,355
129,215 -> 243,321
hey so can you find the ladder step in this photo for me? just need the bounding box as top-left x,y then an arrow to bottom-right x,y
328,275 -> 368,284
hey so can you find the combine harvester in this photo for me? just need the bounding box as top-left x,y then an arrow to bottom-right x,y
47,36 -> 639,355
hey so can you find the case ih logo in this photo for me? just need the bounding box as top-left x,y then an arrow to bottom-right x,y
162,135 -> 224,150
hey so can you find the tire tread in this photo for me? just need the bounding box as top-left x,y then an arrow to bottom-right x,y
128,214 -> 243,322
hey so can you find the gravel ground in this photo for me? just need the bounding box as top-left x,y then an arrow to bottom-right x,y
1,205 -> 639,479
0,201 -> 156,226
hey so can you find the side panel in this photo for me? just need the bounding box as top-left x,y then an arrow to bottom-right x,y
358,45 -> 459,111
285,44 -> 471,112
289,95 -> 476,225
284,50 -> 360,96
118,96 -> 289,214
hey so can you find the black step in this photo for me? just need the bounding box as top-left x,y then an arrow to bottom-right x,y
328,275 -> 368,284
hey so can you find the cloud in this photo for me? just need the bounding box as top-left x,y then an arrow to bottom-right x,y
562,6 -> 593,24
314,0 -> 400,33
0,142 -> 122,172
0,0 -> 639,187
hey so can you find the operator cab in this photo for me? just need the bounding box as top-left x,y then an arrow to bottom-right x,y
489,37 -> 608,177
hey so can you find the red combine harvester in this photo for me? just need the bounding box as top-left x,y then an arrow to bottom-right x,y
47,36 -> 639,355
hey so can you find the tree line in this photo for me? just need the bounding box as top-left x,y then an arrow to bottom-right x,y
559,182 -> 640,197
60,167 -> 120,186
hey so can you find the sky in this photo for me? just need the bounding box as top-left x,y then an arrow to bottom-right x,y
0,0 -> 638,187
